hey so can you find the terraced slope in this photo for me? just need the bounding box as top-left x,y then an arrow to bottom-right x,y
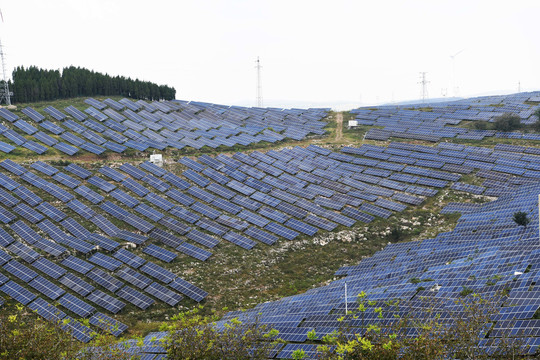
127,179 -> 540,358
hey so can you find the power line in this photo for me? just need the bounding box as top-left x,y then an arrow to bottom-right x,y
418,72 -> 429,103
0,39 -> 12,106
255,57 -> 263,107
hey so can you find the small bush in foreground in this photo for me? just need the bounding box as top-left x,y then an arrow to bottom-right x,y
0,303 -> 133,360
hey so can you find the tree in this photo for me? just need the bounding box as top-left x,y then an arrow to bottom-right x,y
164,306 -> 280,360
473,120 -> 489,130
493,113 -> 522,132
0,303 -> 134,360
513,211 -> 531,227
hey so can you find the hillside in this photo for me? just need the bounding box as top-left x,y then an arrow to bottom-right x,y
0,92 -> 539,358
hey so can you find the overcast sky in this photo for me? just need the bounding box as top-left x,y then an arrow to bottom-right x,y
1,0 -> 539,109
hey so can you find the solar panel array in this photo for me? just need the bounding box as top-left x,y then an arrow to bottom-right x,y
0,142 -> 480,341
352,91 -> 540,142
0,98 -> 329,156
110,180 -> 540,357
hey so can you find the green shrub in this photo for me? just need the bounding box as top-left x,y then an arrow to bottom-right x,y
493,113 -> 522,132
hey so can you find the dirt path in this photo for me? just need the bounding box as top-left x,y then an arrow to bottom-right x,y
335,112 -> 343,141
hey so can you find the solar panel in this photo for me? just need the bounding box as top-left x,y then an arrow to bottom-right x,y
3,260 -> 39,283
14,119 -> 38,135
99,166 -> 127,182
116,285 -> 154,310
61,255 -> 94,275
87,176 -> 116,192
114,230 -> 148,246
74,185 -> 104,204
142,244 -> 177,263
22,107 -> 46,122
61,217 -> 91,239
0,107 -> 19,122
264,222 -> 299,240
110,188 -> 140,208
169,277 -> 208,302
284,218 -> 318,236
223,231 -> 256,250
28,298 -> 67,322
65,163 -> 92,179
0,159 -> 27,175
86,290 -> 125,314
31,257 -> 67,279
0,248 -> 11,265
0,280 -> 37,305
43,106 -> 67,120
0,140 -> 15,153
141,174 -> 170,192
60,316 -> 94,343
135,203 -> 165,222
144,282 -> 183,306
88,252 -> 122,271
243,226 -> 278,245
6,241 -> 40,263
59,273 -> 95,297
176,242 -> 212,261
53,142 -> 79,155
139,262 -> 177,284
87,268 -> 124,293
29,276 -> 65,300
139,161 -> 167,177
58,293 -> 95,318
115,266 -> 152,289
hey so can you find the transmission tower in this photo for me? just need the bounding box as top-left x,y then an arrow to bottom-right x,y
0,39 -> 11,106
418,72 -> 430,103
255,57 -> 263,107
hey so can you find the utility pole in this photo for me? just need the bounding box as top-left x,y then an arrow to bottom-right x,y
0,8 -> 12,106
418,72 -> 429,103
255,57 -> 263,107
0,39 -> 11,106
344,281 -> 348,315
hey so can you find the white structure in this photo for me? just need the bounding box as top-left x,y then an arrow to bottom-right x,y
348,120 -> 358,127
149,154 -> 163,167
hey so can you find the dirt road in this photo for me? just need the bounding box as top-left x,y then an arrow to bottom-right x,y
335,112 -> 343,141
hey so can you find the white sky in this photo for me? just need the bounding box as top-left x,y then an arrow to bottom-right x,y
1,0 -> 539,109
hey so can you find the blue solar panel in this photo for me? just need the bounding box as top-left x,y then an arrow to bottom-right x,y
87,290 -> 125,314
59,273 -> 95,297
87,176 -> 116,192
0,280 -> 37,305
61,255 -> 94,275
58,293 -> 95,318
144,282 -> 183,306
139,161 -> 167,177
139,262 -> 176,284
169,277 -> 208,302
87,268 -> 124,293
29,276 -> 65,300
142,244 -> 177,263
22,107 -> 45,122
264,222 -> 299,240
0,159 -> 27,175
88,252 -> 122,271
116,285 -> 154,310
3,260 -> 39,283
32,257 -> 67,279
223,231 -> 256,250
53,142 -> 79,155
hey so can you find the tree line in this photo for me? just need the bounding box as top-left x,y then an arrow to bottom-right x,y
8,65 -> 176,103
